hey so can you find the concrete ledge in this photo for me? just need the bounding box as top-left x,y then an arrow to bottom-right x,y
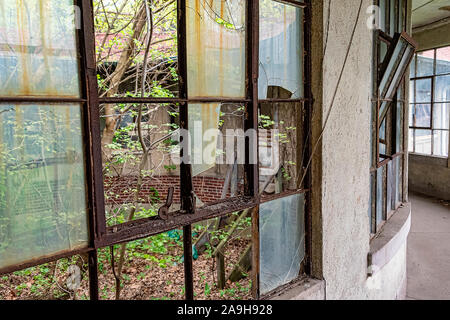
409,153 -> 448,168
270,278 -> 325,300
368,203 -> 411,276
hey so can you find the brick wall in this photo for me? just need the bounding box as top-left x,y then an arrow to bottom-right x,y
104,175 -> 243,205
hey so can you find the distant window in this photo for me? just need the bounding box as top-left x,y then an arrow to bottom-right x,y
409,46 -> 450,158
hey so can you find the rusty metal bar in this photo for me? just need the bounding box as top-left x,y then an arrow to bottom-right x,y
0,246 -> 91,276
0,97 -> 87,103
95,196 -> 256,248
273,0 -> 307,9
246,0 -> 260,299
177,0 -> 195,301
79,0 -> 105,300
302,0 -> 313,276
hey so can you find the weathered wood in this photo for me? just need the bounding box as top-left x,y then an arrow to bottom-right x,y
228,244 -> 252,283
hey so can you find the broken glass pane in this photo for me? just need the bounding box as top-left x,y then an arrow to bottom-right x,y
100,103 -> 181,225
0,104 -> 88,270
186,0 -> 246,98
259,0 -> 303,99
259,102 -> 304,195
188,103 -> 245,208
0,0 -> 80,97
95,0 -> 179,98
260,193 -> 305,295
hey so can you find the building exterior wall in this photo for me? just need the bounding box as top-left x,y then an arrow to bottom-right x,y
306,0 -> 410,300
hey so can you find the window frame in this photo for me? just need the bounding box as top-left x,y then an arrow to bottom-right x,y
370,0 -> 412,236
0,0 -> 312,301
409,45 -> 450,158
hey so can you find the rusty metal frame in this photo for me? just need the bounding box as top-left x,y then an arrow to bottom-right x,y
371,0 -> 411,235
0,0 -> 312,301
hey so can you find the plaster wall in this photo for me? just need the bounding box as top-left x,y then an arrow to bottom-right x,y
309,0 -> 409,300
409,154 -> 450,200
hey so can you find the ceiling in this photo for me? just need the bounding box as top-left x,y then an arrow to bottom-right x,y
412,0 -> 450,29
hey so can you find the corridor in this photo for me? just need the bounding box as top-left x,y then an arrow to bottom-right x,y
407,193 -> 450,300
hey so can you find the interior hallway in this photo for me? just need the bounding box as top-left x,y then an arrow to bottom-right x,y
407,193 -> 450,300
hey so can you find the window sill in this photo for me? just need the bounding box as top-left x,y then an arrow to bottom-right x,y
367,203 -> 411,276
268,278 -> 325,300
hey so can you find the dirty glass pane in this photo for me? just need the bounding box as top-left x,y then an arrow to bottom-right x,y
0,104 -> 88,269
433,104 -> 449,130
434,75 -> 450,103
0,0 -> 80,97
376,167 -> 385,226
260,193 -> 305,295
414,129 -> 432,155
415,78 -> 432,103
414,104 -> 431,128
259,0 -> 303,99
396,102 -> 403,152
100,103 -> 181,225
95,0 -> 179,99
409,80 -> 415,103
186,0 -> 246,98
379,0 -> 386,32
409,129 -> 414,152
409,104 -> 414,127
187,103 -> 245,208
259,102 -> 304,195
410,55 -> 416,78
433,130 -> 449,157
416,50 -> 434,78
436,46 -> 450,75
380,41 -> 388,62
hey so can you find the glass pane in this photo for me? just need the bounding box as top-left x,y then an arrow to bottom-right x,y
414,129 -> 432,154
435,75 -> 450,103
380,41 -> 388,62
409,80 -> 415,103
100,103 -> 181,225
259,0 -> 303,99
188,103 -> 246,208
409,129 -> 414,152
416,50 -> 434,78
259,102 -> 305,195
410,55 -> 416,78
409,104 -> 414,127
436,46 -> 450,75
415,78 -> 432,103
379,0 -> 386,32
0,0 -> 80,97
414,104 -> 431,128
95,0 -> 179,98
396,102 -> 403,153
433,130 -> 449,157
0,104 -> 88,269
433,104 -> 449,130
260,193 -> 305,295
186,0 -> 246,98
376,166 -> 385,226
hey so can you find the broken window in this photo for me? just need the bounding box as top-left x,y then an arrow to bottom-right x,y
0,0 -> 312,300
370,0 -> 413,234
409,46 -> 450,157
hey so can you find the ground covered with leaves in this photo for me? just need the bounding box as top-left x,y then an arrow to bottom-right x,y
0,227 -> 252,300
